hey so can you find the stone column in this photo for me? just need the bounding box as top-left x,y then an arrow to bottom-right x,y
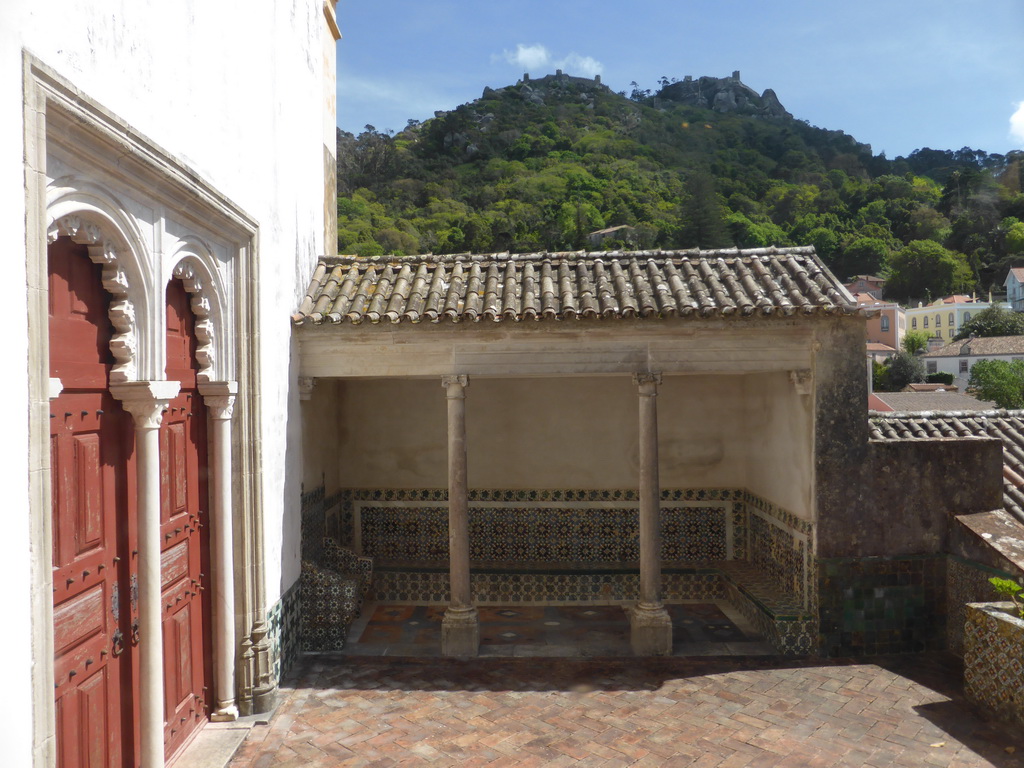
630,373 -> 672,655
199,381 -> 239,721
441,375 -> 478,656
110,380 -> 180,768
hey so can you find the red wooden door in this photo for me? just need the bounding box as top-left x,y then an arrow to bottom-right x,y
161,278 -> 212,759
49,237 -> 137,768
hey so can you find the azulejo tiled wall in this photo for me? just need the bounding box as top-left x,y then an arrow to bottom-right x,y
301,486 -> 345,562
946,556 -> 1019,657
964,602 -> 1024,729
816,555 -> 946,657
371,567 -> 727,604
744,493 -> 813,612
267,579 -> 301,681
339,488 -> 750,566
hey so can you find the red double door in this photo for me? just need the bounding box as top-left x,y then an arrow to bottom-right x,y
50,237 -> 212,768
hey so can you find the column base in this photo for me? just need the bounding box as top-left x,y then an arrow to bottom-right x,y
210,703 -> 239,722
630,603 -> 673,656
441,606 -> 479,657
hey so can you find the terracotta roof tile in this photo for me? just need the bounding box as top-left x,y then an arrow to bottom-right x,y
293,247 -> 857,325
869,410 -> 1024,525
923,335 -> 1024,357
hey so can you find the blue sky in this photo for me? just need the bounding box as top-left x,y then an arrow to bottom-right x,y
336,0 -> 1024,158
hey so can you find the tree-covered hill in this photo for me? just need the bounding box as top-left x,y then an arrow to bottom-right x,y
336,73 -> 1024,302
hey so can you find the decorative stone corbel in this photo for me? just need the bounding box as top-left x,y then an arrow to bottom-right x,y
48,378 -> 63,400
790,369 -> 813,396
298,377 -> 317,401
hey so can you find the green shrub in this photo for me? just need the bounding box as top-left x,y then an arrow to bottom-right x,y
990,577 -> 1024,619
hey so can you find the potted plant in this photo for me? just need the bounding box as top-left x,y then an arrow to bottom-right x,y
964,577 -> 1024,728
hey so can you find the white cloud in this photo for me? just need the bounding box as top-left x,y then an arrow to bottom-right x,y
496,44 -> 604,79
1011,102 -> 1024,147
501,43 -> 551,72
557,53 -> 603,79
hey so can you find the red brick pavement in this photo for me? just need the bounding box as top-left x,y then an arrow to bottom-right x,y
229,654 -> 1024,767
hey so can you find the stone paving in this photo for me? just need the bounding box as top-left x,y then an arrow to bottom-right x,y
230,653 -> 1024,767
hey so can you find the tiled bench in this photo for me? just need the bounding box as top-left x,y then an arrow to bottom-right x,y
300,540 -> 374,652
370,561 -> 814,655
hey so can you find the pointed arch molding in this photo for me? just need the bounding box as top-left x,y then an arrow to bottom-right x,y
170,247 -> 227,383
46,212 -> 139,382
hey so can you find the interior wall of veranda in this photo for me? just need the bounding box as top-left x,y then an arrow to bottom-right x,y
333,375 -> 758,491
741,371 -> 815,521
301,378 -> 344,495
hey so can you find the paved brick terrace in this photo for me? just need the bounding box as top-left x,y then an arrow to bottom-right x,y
230,653 -> 1024,767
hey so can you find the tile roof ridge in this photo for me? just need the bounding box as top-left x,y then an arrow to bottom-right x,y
869,409 -> 1008,418
315,245 -> 822,267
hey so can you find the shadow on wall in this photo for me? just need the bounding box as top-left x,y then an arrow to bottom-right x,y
281,335 -> 304,592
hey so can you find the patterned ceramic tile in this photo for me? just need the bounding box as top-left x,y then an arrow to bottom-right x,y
947,556 -> 1024,656
816,555 -> 947,657
267,580 -> 301,681
306,487 -> 813,654
964,602 -> 1024,729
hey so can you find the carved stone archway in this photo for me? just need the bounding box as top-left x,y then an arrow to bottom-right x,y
46,213 -> 138,382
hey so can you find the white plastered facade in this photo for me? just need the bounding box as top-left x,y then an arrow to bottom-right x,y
3,2 -> 339,764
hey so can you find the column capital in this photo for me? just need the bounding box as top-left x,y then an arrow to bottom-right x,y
199,380 -> 239,420
634,372 -> 662,392
110,380 -> 180,429
442,374 -> 469,396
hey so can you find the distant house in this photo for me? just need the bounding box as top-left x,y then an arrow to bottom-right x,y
854,294 -> 904,351
904,295 -> 1003,343
586,224 -> 636,247
868,391 -> 990,412
866,342 -> 897,363
922,335 -> 1024,388
844,275 -> 885,299
1004,267 -> 1024,312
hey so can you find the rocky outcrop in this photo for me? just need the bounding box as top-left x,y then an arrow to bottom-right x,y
656,71 -> 791,119
505,70 -> 609,109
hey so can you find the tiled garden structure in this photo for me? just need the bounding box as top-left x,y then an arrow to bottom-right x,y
291,248 -> 1016,664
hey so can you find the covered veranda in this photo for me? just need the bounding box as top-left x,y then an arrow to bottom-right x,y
292,247 -> 862,658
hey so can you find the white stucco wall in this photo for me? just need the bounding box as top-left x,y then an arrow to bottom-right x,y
927,352 -> 1024,392
742,372 -> 814,518
2,2 -> 332,762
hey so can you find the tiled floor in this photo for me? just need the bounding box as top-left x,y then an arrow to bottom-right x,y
228,653 -> 1024,767
342,601 -> 775,658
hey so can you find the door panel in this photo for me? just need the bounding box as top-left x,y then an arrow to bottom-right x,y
161,277 -> 212,759
49,237 -> 135,768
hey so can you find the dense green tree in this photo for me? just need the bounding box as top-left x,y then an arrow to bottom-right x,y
953,305 -> 1024,340
880,351 -> 926,391
968,359 -> 1024,408
902,330 -> 931,354
832,237 -> 888,280
883,240 -> 974,303
334,77 -> 1024,280
678,172 -> 731,248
